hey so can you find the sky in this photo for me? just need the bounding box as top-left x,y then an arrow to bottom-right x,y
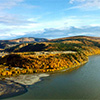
0,0 -> 100,40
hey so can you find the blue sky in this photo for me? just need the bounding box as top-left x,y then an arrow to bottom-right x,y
0,0 -> 100,39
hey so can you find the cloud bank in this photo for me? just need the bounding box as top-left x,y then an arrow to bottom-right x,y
18,26 -> 100,39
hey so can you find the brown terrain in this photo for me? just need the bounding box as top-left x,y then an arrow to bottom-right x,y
49,36 -> 100,42
0,37 -> 48,44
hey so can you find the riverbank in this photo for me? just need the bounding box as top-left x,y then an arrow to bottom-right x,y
0,59 -> 88,99
0,52 -> 88,76
5,55 -> 100,100
0,73 -> 50,99
0,50 -> 98,99
5,73 -> 50,85
0,80 -> 27,99
63,60 -> 88,73
4,60 -> 87,86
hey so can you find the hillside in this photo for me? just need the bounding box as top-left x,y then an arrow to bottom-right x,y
4,36 -> 100,52
49,36 -> 100,42
1,36 -> 100,76
8,37 -> 48,43
0,52 -> 88,75
0,37 -> 48,49
0,37 -> 48,44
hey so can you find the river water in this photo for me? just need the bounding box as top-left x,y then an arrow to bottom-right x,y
5,55 -> 100,99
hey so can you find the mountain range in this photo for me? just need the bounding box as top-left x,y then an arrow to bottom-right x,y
0,37 -> 48,49
1,35 -> 100,52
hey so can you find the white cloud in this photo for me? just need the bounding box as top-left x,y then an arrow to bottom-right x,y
0,0 -> 24,10
90,24 -> 100,27
69,0 -> 100,10
0,14 -> 37,26
0,25 -> 100,39
0,0 -> 38,11
0,15 -> 99,39
0,16 -> 80,31
20,26 -> 100,39
69,0 -> 86,4
20,4 -> 39,9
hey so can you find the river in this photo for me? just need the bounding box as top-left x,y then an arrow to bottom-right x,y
5,55 -> 100,99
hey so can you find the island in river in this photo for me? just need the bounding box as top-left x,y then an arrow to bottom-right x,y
0,36 -> 100,98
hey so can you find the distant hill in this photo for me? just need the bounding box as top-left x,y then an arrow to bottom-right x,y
4,36 -> 100,52
0,37 -> 48,49
0,37 -> 48,44
48,36 -> 100,43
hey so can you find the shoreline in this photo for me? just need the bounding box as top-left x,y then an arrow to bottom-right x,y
55,60 -> 88,74
0,73 -> 50,99
0,80 -> 27,99
5,73 -> 50,85
0,59 -> 88,99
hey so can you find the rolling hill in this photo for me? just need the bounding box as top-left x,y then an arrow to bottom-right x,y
3,36 -> 100,52
0,37 -> 48,49
1,35 -> 100,76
